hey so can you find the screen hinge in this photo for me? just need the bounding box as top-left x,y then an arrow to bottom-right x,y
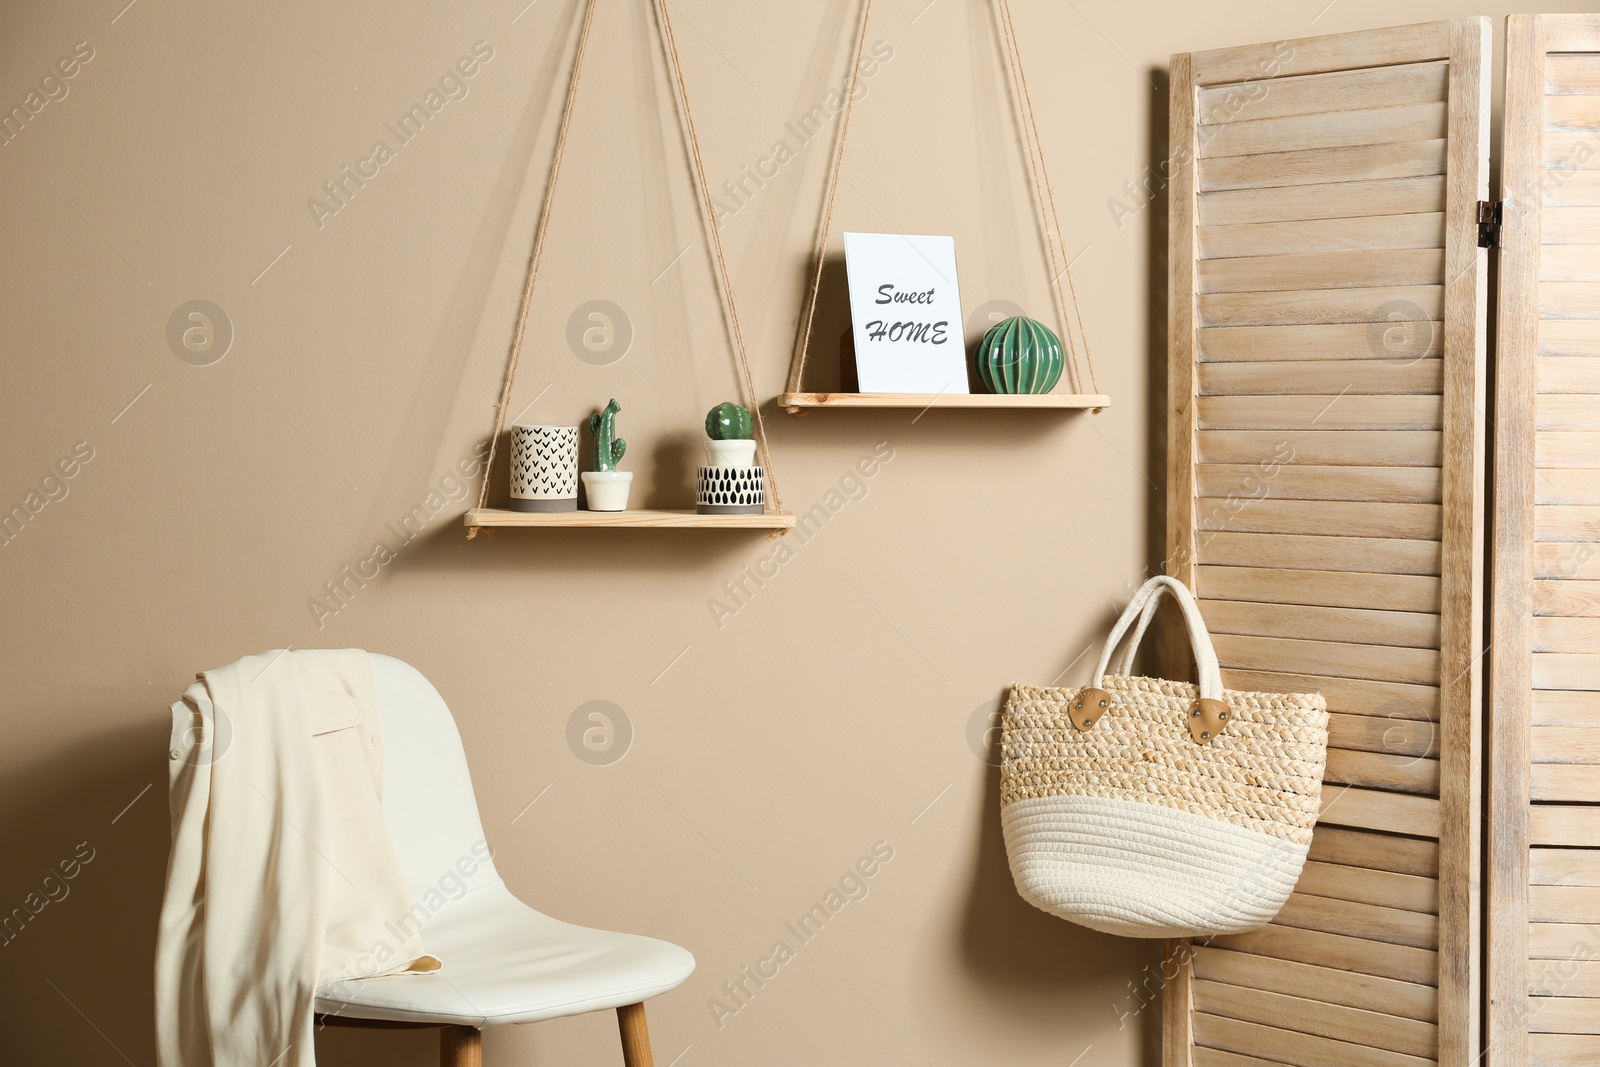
1477,200 -> 1503,248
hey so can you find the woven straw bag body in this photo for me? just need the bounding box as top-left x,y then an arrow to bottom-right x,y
1001,576 -> 1329,939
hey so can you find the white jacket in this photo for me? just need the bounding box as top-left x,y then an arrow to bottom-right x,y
156,649 -> 438,1067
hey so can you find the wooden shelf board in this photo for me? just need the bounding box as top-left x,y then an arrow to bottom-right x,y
465,508 -> 796,530
777,392 -> 1110,411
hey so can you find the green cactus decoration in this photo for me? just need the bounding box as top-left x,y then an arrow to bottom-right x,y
977,316 -> 1065,394
705,401 -> 753,440
589,398 -> 627,471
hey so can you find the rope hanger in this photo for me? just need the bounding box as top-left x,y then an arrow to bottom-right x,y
784,0 -> 1103,400
468,0 -> 783,538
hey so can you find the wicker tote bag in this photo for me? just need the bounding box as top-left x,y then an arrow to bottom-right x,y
1000,575 -> 1329,938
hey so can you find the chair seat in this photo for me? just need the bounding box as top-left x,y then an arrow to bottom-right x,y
315,883 -> 695,1027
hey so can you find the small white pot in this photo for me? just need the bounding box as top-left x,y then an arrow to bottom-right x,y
581,470 -> 633,512
705,439 -> 757,468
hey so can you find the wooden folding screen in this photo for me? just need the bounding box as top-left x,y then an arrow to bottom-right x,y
1490,14 -> 1600,1066
1164,19 -> 1490,1066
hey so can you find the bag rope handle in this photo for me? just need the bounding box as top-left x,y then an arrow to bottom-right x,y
1091,576 -> 1222,701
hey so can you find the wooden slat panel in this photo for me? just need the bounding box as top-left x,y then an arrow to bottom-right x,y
1199,175 -> 1446,226
1539,432 -> 1600,466
1531,848 -> 1600,885
1193,945 -> 1439,1022
1534,690 -> 1600,727
1539,395 -> 1600,429
1541,245 -> 1600,281
1544,171 -> 1600,208
1225,670 -> 1440,723
1199,430 -> 1441,466
1544,131 -> 1600,170
1532,764 -> 1600,801
1537,358 -> 1600,393
1329,712 -> 1439,757
1535,469 -> 1600,506
1191,23 -> 1451,84
1191,1049 -> 1280,1067
1310,826 -> 1439,877
1548,96 -> 1600,132
1199,322 -> 1442,361
1537,505 -> 1600,541
1200,286 -> 1444,329
1540,319 -> 1600,356
1534,542 -> 1600,579
1326,749 -> 1441,794
1198,499 -> 1442,540
1191,1012 -> 1434,1067
1199,566 -> 1440,612
1198,395 -> 1442,431
1544,206 -> 1600,242
1201,102 -> 1448,160
1530,959 -> 1600,997
1297,859 -> 1440,913
1527,924 -> 1600,960
1200,249 -> 1445,295
1530,1032 -> 1600,1065
1196,465 -> 1443,504
1197,62 -> 1448,124
1200,141 -> 1447,193
1541,281 -> 1600,318
1530,884 -> 1600,922
1213,633 -> 1439,685
1527,995 -> 1600,1034
1201,599 -> 1439,648
1535,580 -> 1600,616
1191,979 -> 1438,1058
1200,214 -> 1445,259
1318,785 -> 1442,836
1529,805 -> 1600,846
1534,618 -> 1600,654
1199,360 -> 1444,396
1534,654 -> 1600,689
1201,532 -> 1441,576
1531,725 -> 1600,761
1547,54 -> 1600,94
1208,923 -> 1438,995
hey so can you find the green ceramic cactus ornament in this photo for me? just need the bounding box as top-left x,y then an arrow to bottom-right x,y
589,398 -> 627,471
705,401 -> 753,440
977,315 -> 1065,394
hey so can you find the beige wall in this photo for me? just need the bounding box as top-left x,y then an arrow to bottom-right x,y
0,1 -> 1577,1063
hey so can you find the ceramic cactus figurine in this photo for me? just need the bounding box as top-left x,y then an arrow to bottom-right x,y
705,401 -> 752,440
589,399 -> 627,471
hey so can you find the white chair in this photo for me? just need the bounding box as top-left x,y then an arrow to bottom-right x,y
314,653 -> 694,1066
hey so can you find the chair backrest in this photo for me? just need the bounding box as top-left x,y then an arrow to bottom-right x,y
368,653 -> 502,902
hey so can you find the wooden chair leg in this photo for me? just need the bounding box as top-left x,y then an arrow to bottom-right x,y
617,1002 -> 654,1067
440,1024 -> 482,1067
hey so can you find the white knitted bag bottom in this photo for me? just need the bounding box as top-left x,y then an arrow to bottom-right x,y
1002,793 -> 1308,938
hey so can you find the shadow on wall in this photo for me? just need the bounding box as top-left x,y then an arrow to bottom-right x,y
0,717 -> 171,1063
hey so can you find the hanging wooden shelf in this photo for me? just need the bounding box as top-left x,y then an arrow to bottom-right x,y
778,391 -> 1109,413
464,0 -> 794,538
464,508 -> 795,530
778,0 -> 1109,417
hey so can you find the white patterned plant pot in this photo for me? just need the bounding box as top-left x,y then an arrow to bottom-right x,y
509,425 -> 579,512
696,465 -> 765,515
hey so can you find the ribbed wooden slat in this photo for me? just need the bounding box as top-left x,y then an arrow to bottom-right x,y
1536,358 -> 1600,393
1526,995 -> 1600,1034
1546,53 -> 1600,94
1329,712 -> 1439,757
1540,244 -> 1600,280
1543,131 -> 1600,170
1526,923 -> 1600,960
1546,95 -> 1600,131
1197,62 -> 1447,124
1539,319 -> 1600,356
1199,567 -> 1441,611
1298,860 -> 1440,913
1191,980 -> 1438,1058
1530,1032 -> 1600,1064
1542,205 -> 1600,242
1193,945 -> 1439,1021
1534,469 -> 1600,505
1543,171 -> 1600,208
1200,249 -> 1445,294
1192,1012 -> 1434,1067
1198,395 -> 1442,431
1199,430 -> 1442,467
1530,848 -> 1600,885
1325,749 -> 1441,794
1531,764 -> 1600,801
1211,922 -> 1439,986
1223,670 -> 1440,722
1199,360 -> 1444,396
1197,465 -> 1443,504
1200,599 -> 1440,648
1200,140 -> 1447,193
1318,785 -> 1442,836
1538,395 -> 1600,429
1197,499 -> 1444,540
1200,213 -> 1445,258
1201,532 -> 1442,576
1529,884 -> 1600,922
1309,826 -> 1440,878
1533,690 -> 1600,727
1199,322 -> 1442,361
1529,805 -> 1600,846
1200,175 -> 1445,226
1200,286 -> 1444,329
1201,102 -> 1448,160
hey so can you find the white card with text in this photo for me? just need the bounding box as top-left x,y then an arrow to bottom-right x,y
844,231 -> 970,394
